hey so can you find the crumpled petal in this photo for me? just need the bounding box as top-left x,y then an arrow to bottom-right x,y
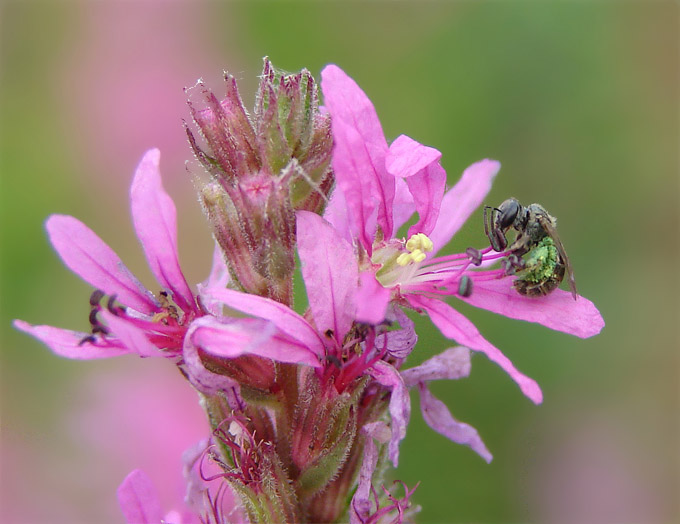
367,361 -> 410,467
406,295 -> 543,404
45,214 -> 157,314
386,134 -> 446,237
130,149 -> 195,313
417,383 -> 493,463
323,185 -> 353,245
463,278 -> 605,338
297,211 -> 357,344
12,319 -> 132,359
117,469 -> 164,524
355,271 -> 391,325
189,316 -> 323,368
428,159 -> 500,255
321,65 -> 394,247
351,421 -> 391,524
401,346 -> 471,387
374,307 -> 418,360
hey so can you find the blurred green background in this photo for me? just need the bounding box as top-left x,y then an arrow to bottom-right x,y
1,2 -> 677,523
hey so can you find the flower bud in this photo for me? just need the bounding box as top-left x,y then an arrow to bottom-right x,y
187,58 -> 334,304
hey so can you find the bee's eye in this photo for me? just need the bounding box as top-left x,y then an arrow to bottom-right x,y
497,199 -> 520,229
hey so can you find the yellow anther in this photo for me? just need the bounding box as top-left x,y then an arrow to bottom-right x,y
152,311 -> 171,323
396,253 -> 412,266
411,249 -> 426,263
405,233 -> 433,253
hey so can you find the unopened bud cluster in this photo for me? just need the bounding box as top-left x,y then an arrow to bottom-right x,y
187,58 -> 334,305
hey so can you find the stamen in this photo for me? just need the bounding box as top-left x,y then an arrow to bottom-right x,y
89,289 -> 105,306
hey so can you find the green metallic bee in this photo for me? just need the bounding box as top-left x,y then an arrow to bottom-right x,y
484,198 -> 577,300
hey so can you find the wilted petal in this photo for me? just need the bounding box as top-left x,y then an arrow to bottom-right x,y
374,307 -> 418,360
428,159 -> 500,254
464,278 -> 605,338
386,134 -> 446,237
401,346 -> 471,387
321,65 -> 394,246
99,310 -> 162,358
351,421 -> 391,524
117,469 -> 163,524
13,319 -> 132,359
355,271 -> 391,325
130,149 -> 195,313
205,286 -> 325,356
190,316 -> 323,368
368,361 -> 410,467
407,295 -> 543,404
297,211 -> 357,344
45,215 -> 157,314
417,383 -> 493,463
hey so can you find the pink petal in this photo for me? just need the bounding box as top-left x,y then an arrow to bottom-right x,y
321,65 -> 394,247
99,310 -> 162,358
406,295 -> 543,404
391,176 -> 416,233
13,319 -> 132,359
386,134 -> 447,237
182,323 -> 243,403
45,215 -> 157,314
297,211 -> 357,344
428,159 -> 500,255
130,149 -> 195,313
355,271 -> 391,325
464,278 -> 605,338
189,316 -> 323,368
417,383 -> 493,463
205,287 -> 325,356
196,243 -> 230,316
323,186 -> 353,244
117,469 -> 163,524
401,346 -> 471,387
368,361 -> 410,467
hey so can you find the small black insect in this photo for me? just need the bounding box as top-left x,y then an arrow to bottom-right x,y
484,198 -> 577,300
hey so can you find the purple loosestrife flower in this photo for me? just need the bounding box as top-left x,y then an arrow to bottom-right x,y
189,210 -> 483,522
320,65 -> 605,405
14,149 -> 227,360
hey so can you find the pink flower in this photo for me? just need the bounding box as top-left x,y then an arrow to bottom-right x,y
14,149 -> 227,360
320,65 -> 605,405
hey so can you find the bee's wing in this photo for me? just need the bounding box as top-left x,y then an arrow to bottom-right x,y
538,215 -> 578,300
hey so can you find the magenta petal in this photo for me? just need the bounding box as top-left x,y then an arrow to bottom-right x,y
205,287 -> 325,356
417,383 -> 493,463
190,316 -> 323,368
464,278 -> 605,338
401,346 -> 471,387
321,65 -> 394,246
391,176 -> 416,233
13,319 -> 132,359
323,186 -> 353,244
407,295 -> 543,404
130,149 -> 195,313
297,211 -> 357,343
45,215 -> 157,314
368,361 -> 410,467
428,159 -> 501,254
99,310 -> 162,358
386,134 -> 447,237
117,469 -> 163,524
355,271 -> 391,325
